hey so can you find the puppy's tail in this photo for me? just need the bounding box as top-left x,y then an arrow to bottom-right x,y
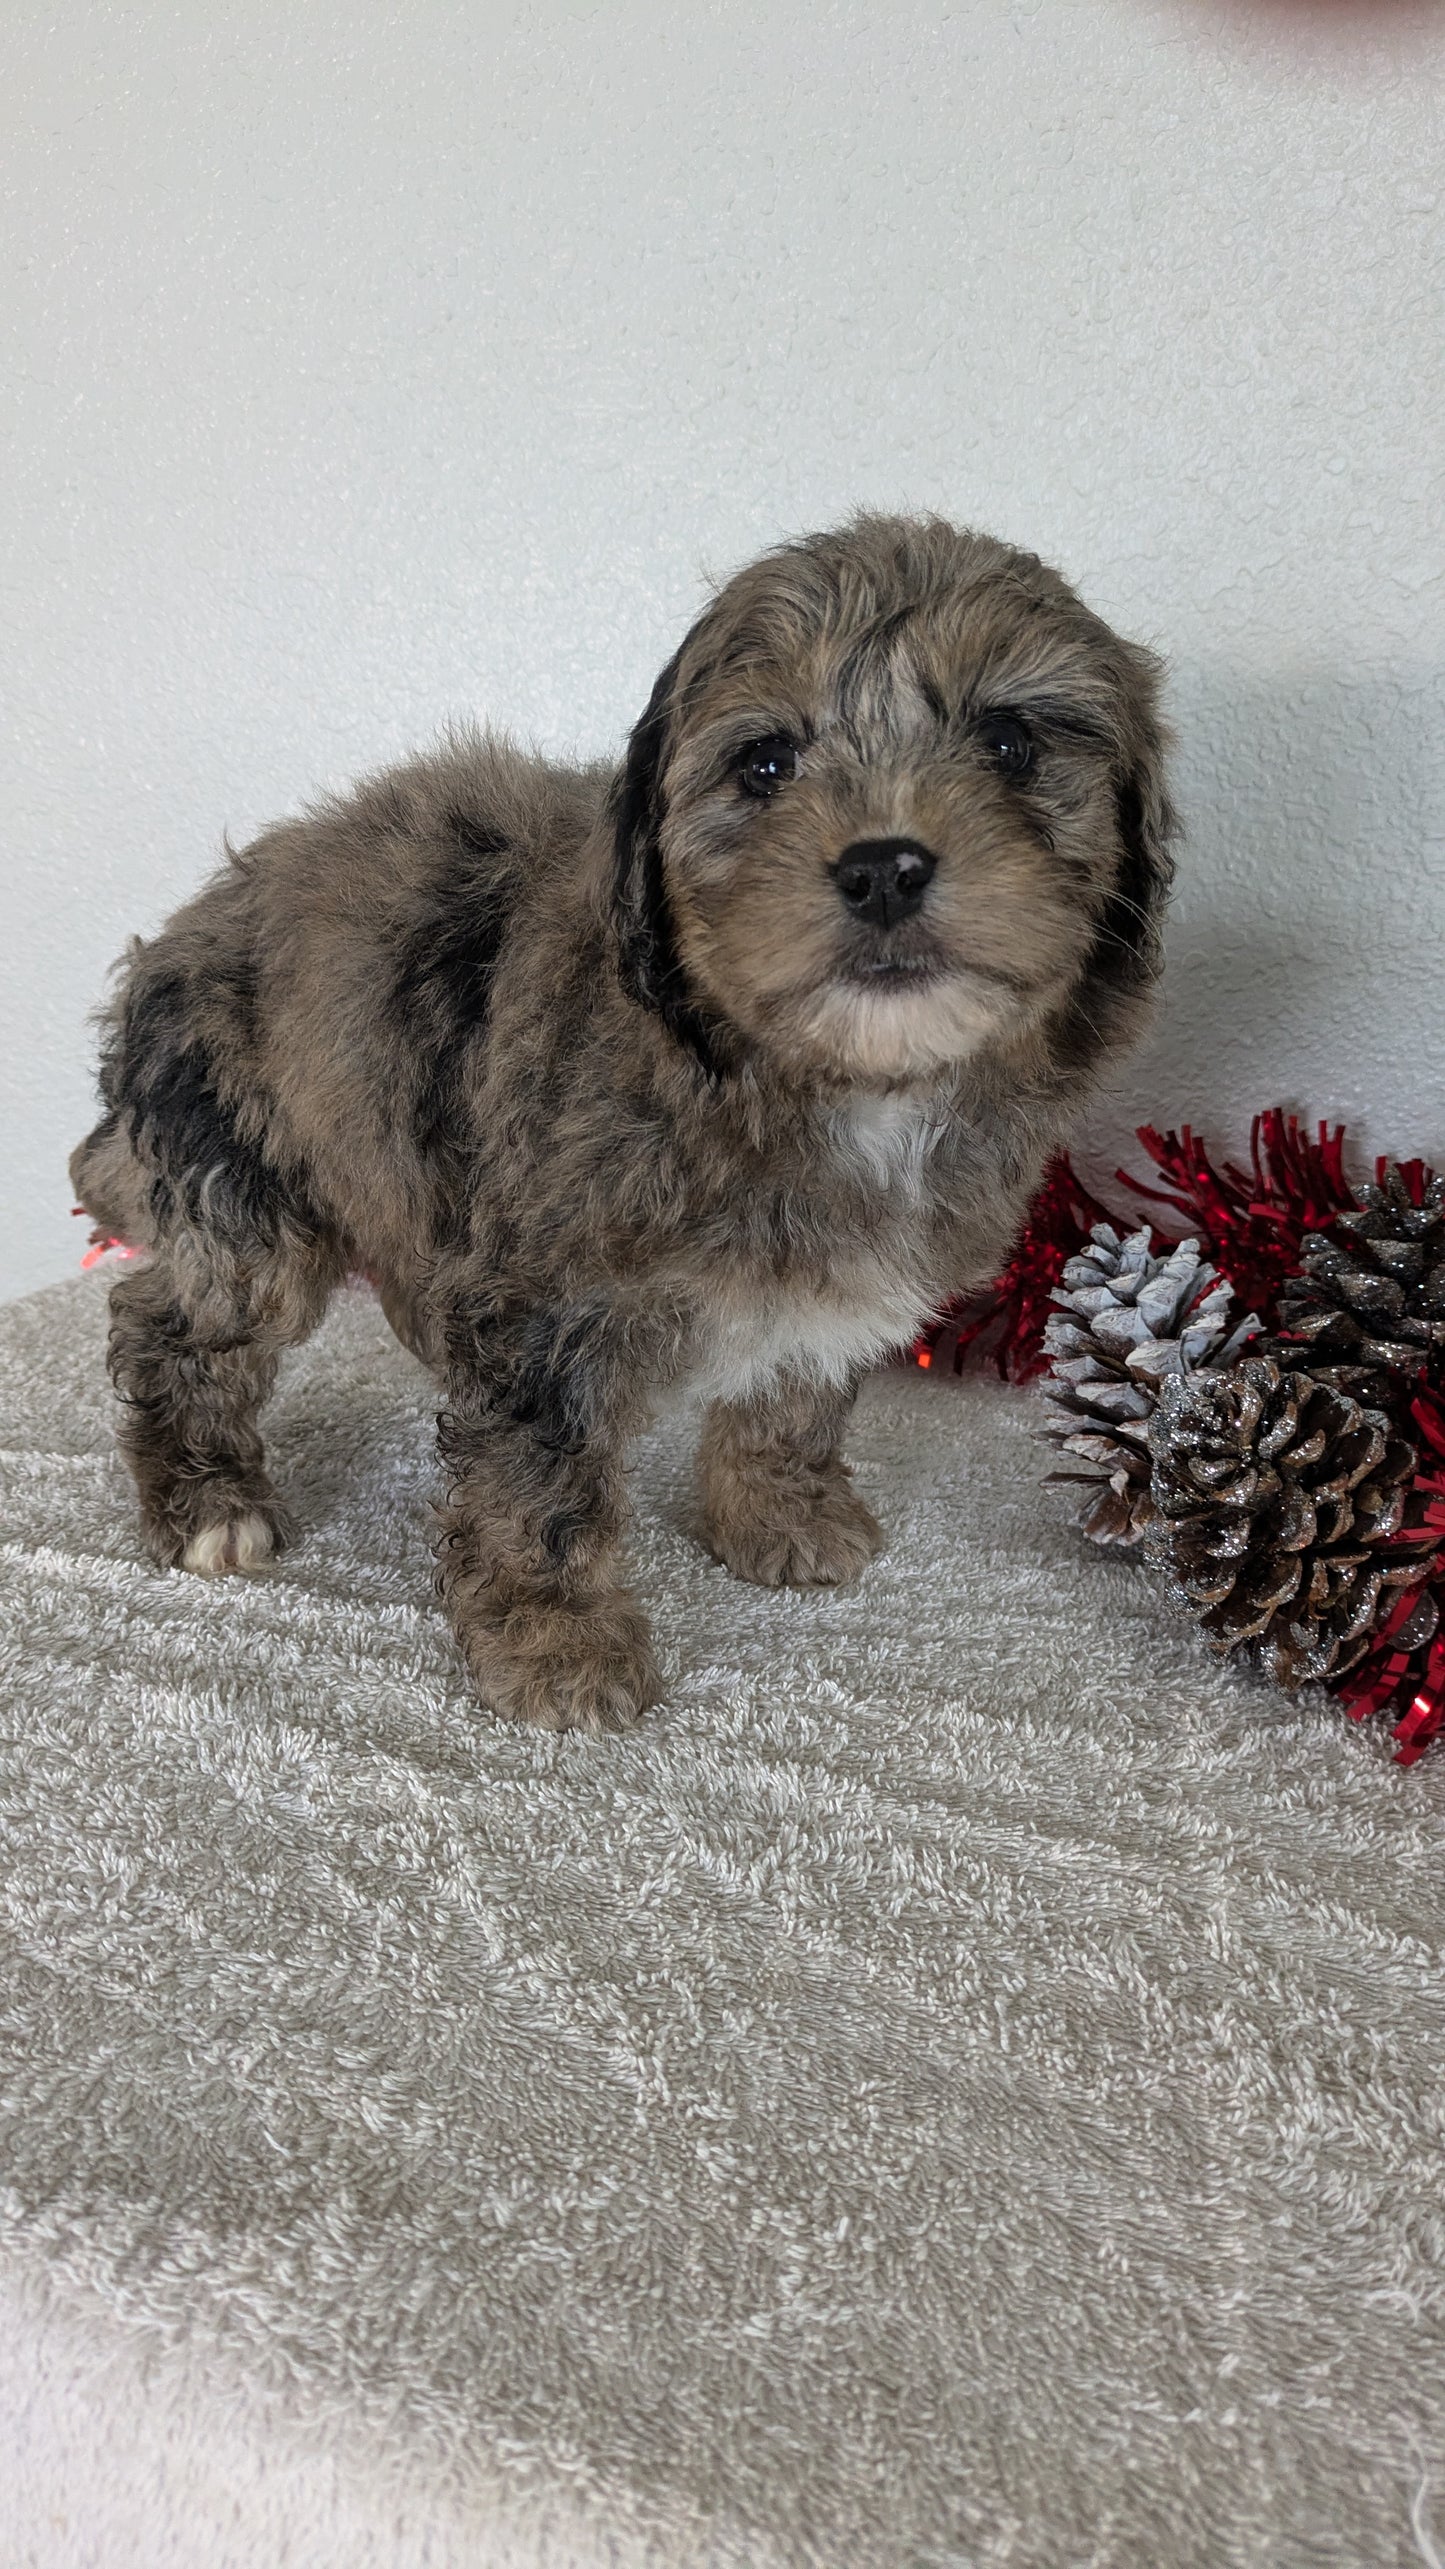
69,1110 -> 153,1257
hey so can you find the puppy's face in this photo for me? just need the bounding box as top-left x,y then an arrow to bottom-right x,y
613,517 -> 1175,1088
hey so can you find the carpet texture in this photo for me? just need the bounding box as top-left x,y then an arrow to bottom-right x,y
1,1275 -> 1443,2568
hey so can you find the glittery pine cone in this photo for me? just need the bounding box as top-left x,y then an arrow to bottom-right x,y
1275,1165 -> 1445,1392
1146,1354 -> 1430,1688
1041,1223 -> 1259,1546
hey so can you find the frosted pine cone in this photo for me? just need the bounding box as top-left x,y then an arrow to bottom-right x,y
1041,1223 -> 1259,1545
1146,1354 -> 1429,1688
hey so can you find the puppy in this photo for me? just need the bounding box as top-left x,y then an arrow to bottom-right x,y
72,514 -> 1174,1732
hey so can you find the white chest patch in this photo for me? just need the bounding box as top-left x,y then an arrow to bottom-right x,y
677,1095 -> 951,1411
688,1269 -> 939,1410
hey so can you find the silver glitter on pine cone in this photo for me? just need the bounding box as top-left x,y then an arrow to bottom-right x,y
1146,1354 -> 1427,1689
1041,1223 -> 1260,1546
1275,1166 -> 1445,1391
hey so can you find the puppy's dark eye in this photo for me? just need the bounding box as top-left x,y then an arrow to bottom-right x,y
981,715 -> 1033,778
737,734 -> 801,799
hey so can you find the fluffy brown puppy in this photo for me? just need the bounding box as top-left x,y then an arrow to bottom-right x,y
72,514 -> 1174,1731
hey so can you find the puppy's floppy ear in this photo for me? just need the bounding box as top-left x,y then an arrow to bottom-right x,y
610,643 -> 685,1019
609,639 -> 725,1078
1088,644 -> 1177,1003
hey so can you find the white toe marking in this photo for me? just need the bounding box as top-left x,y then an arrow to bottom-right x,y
182,1510 -> 276,1575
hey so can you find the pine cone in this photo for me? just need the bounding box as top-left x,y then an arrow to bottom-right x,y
1041,1224 -> 1258,1545
1276,1166 -> 1445,1391
1146,1354 -> 1429,1687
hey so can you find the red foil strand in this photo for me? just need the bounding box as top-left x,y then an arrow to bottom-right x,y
1115,1110 -> 1357,1325
908,1106 -> 1367,1384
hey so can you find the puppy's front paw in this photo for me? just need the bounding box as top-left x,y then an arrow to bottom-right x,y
461,1595 -> 662,1735
703,1472 -> 883,1589
177,1504 -> 285,1576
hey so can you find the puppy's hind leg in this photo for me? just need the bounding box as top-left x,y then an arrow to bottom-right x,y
106,1231 -> 340,1574
697,1373 -> 883,1589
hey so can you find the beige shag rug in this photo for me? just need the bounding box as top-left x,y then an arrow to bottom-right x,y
1,1275 -> 1443,2568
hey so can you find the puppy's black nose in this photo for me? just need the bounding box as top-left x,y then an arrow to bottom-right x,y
831,838 -> 938,931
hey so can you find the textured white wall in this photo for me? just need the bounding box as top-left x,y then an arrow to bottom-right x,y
4,0 -> 1442,1302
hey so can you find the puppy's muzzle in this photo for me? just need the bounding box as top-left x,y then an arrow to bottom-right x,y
831,838 -> 937,933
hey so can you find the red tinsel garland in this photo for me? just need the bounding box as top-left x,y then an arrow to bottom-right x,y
1118,1109 -> 1357,1323
913,1109 -> 1366,1384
